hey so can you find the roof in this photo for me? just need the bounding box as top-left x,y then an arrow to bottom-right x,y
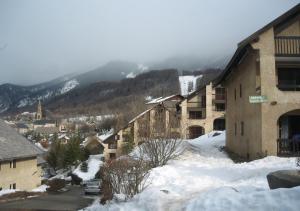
33,119 -> 56,125
214,3 -> 300,86
146,94 -> 184,105
15,122 -> 29,129
35,127 -> 59,135
0,119 -> 42,161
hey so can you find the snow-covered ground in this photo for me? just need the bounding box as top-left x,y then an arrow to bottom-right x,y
0,189 -> 17,197
73,154 -> 103,181
60,79 -> 79,94
179,75 -> 202,96
85,131 -> 300,211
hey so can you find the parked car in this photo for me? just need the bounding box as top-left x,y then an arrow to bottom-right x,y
84,179 -> 101,195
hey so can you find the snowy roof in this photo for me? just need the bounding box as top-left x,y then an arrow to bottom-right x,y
129,108 -> 152,124
98,129 -> 114,141
0,119 -> 42,161
146,94 -> 183,105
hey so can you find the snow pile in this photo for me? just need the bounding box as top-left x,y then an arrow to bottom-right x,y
0,189 -> 17,197
60,79 -> 79,94
73,154 -> 103,181
179,75 -> 202,96
85,131 -> 300,211
32,185 -> 48,192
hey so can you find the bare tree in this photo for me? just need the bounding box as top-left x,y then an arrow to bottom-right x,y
101,157 -> 151,201
134,105 -> 183,168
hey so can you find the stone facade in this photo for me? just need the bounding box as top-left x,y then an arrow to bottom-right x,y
217,6 -> 300,159
180,83 -> 225,139
0,157 -> 41,191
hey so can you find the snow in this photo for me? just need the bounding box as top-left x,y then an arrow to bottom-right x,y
84,131 -> 300,211
35,142 -> 48,151
73,154 -> 103,181
179,75 -> 202,96
32,185 -> 48,192
145,95 -> 180,105
98,129 -> 114,141
138,64 -> 149,72
60,79 -> 79,94
126,72 -> 136,78
0,189 -> 17,197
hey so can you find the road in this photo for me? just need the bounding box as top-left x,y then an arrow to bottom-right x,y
0,186 -> 95,211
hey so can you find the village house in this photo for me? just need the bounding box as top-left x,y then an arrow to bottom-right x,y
102,95 -> 184,160
215,4 -> 300,159
0,119 -> 42,191
82,136 -> 104,155
180,82 -> 226,139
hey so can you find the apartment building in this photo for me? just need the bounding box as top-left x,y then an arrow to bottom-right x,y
102,95 -> 183,160
215,4 -> 300,159
180,82 -> 226,139
0,120 -> 42,191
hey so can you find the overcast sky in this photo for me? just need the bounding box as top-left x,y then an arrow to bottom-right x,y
0,0 -> 299,85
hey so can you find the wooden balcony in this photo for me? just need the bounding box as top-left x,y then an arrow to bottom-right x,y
277,139 -> 300,157
275,36 -> 300,57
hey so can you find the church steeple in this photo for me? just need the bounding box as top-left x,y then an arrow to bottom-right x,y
36,100 -> 43,120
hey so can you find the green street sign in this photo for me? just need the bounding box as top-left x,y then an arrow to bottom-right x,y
249,95 -> 268,103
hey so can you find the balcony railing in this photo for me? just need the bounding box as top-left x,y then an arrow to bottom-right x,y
275,36 -> 300,57
277,139 -> 300,157
214,94 -> 226,101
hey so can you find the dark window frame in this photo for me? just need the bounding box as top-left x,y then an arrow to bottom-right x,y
240,84 -> 242,98
189,111 -> 202,119
241,121 -> 244,136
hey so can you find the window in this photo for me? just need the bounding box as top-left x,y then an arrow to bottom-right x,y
234,123 -> 237,136
189,111 -> 202,119
234,88 -> 237,101
239,84 -> 242,98
277,68 -> 300,91
201,96 -> 206,108
10,160 -> 16,168
109,153 -> 116,159
215,87 -> 225,100
215,103 -> 225,111
108,141 -> 117,149
10,183 -> 16,190
123,134 -> 130,142
114,135 -> 120,141
241,121 -> 244,136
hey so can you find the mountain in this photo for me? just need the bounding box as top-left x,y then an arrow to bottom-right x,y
45,69 -> 180,118
149,55 -> 229,71
0,61 -> 147,115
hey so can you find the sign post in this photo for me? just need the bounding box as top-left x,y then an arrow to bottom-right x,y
249,95 -> 268,103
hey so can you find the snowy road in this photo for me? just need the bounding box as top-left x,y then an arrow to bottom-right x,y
85,131 -> 300,211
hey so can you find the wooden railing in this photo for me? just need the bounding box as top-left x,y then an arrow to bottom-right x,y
277,139 -> 300,157
275,36 -> 300,57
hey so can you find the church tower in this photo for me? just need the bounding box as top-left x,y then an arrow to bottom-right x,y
36,100 -> 43,120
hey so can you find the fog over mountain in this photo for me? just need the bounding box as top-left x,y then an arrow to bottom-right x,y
0,0 -> 299,85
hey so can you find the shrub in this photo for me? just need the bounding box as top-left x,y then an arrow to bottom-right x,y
136,138 -> 182,168
100,158 -> 151,202
46,179 -> 66,192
